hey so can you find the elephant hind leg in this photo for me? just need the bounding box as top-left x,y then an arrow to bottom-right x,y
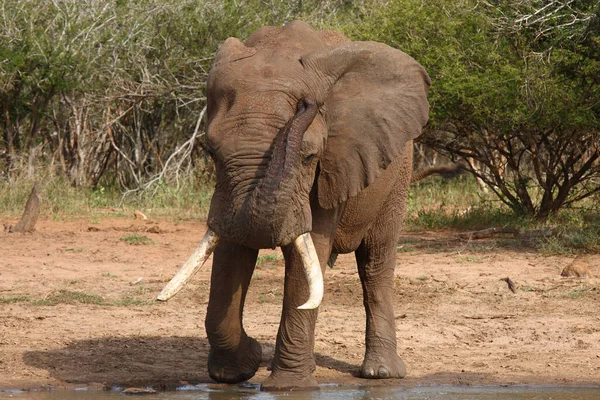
355,237 -> 406,379
355,155 -> 410,379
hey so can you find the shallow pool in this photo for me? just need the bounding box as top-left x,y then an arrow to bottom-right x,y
2,384 -> 600,399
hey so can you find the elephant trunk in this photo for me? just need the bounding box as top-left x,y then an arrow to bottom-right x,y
247,98 -> 323,310
243,98 -> 318,249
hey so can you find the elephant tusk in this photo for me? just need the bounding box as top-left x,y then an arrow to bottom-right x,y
156,229 -> 219,301
294,233 -> 323,310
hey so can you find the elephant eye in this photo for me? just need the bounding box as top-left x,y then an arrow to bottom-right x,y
303,154 -> 315,165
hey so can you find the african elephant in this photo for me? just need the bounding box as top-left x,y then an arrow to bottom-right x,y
157,21 -> 430,391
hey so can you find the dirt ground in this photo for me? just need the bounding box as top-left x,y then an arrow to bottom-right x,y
1,217 -> 599,391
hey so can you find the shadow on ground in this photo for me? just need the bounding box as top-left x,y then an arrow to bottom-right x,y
397,232 -> 538,254
23,336 -> 360,389
24,336 -> 212,389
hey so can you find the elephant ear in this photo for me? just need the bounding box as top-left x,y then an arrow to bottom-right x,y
301,42 -> 430,209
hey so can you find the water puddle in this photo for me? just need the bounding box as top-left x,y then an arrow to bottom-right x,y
2,384 -> 600,399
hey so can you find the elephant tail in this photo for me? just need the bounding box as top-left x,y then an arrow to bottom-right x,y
411,162 -> 468,183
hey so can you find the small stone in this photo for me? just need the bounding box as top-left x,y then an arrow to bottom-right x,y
129,277 -> 143,286
561,257 -> 593,278
147,225 -> 162,234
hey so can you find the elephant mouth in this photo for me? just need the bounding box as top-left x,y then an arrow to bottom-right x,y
156,229 -> 323,310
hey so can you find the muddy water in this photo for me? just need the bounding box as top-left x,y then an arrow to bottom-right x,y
2,385 -> 600,399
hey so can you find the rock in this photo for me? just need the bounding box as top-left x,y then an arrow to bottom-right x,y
561,257 -> 593,278
134,210 -> 148,220
146,225 -> 162,234
130,277 -> 143,286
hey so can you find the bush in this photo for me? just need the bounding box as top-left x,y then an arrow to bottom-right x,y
0,0 -> 357,188
346,0 -> 600,219
2,0 -> 598,221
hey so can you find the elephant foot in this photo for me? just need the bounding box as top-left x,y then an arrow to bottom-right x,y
208,336 -> 262,383
261,371 -> 319,391
360,350 -> 406,379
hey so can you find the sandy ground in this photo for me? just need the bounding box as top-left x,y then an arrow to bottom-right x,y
1,217 -> 599,391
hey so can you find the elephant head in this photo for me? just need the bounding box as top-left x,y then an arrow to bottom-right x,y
157,21 -> 430,309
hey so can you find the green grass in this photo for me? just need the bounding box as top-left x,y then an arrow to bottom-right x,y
407,178 -> 531,231
563,288 -> 591,299
34,290 -> 105,306
2,169 -> 598,255
110,297 -> 148,306
0,171 -> 213,221
396,246 -> 414,253
4,290 -> 150,307
120,234 -> 153,246
407,176 -> 600,254
256,253 -> 281,269
536,211 -> 600,255
0,296 -> 31,304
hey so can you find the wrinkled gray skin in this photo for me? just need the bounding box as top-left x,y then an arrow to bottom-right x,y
202,21 -> 430,391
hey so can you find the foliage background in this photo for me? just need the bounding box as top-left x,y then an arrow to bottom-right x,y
1,0 -> 598,223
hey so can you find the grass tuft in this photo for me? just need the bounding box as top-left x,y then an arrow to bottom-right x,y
120,234 -> 153,246
407,176 -> 600,254
563,288 -> 591,299
35,290 -> 105,306
396,246 -> 414,253
0,171 -> 213,222
110,297 -> 148,306
256,253 -> 281,269
0,296 -> 31,304
7,290 -> 151,307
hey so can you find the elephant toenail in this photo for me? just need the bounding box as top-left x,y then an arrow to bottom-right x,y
378,366 -> 390,378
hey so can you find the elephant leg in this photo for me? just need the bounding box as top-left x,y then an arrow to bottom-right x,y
355,167 -> 410,379
355,237 -> 406,379
261,205 -> 342,391
354,145 -> 411,379
205,240 -> 261,383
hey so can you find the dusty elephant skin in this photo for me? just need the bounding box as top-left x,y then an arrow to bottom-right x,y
184,21 -> 430,391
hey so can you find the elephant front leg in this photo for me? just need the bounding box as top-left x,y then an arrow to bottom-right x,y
260,243 -> 323,391
356,240 -> 406,379
205,241 -> 261,383
261,206 -> 342,391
